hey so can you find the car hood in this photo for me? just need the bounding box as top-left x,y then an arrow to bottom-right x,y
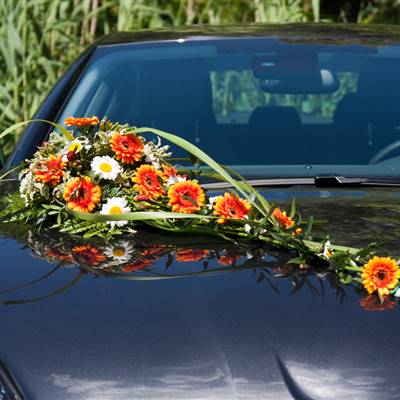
1,187 -> 400,400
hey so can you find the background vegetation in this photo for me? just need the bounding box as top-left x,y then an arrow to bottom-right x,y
1,0 -> 399,156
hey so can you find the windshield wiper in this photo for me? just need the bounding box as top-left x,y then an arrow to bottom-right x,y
202,175 -> 400,189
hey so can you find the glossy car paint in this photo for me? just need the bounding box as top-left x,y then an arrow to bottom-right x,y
1,185 -> 400,400
2,24 -> 400,399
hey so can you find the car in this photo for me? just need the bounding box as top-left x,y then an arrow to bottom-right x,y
1,23 -> 400,399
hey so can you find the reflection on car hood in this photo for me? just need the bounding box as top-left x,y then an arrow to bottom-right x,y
263,186 -> 400,253
0,187 -> 400,400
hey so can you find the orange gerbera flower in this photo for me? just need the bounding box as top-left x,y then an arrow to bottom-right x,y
361,256 -> 400,296
360,295 -> 397,312
32,154 -> 65,186
72,244 -> 106,266
63,176 -> 101,213
272,208 -> 294,229
213,192 -> 251,224
161,164 -> 178,181
176,249 -> 209,262
218,253 -> 241,266
132,164 -> 165,200
44,247 -> 74,263
167,180 -> 205,213
110,132 -> 143,164
122,259 -> 154,272
141,245 -> 171,257
64,116 -> 99,127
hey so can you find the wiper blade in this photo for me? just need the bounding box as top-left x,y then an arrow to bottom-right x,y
315,175 -> 400,187
202,175 -> 400,189
202,177 -> 314,189
314,175 -> 366,187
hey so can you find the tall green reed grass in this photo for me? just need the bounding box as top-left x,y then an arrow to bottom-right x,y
0,0 -> 319,157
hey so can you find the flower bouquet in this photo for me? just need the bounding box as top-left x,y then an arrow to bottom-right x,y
1,116 -> 400,304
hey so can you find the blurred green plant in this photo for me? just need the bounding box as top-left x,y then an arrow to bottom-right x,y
0,0 -> 397,158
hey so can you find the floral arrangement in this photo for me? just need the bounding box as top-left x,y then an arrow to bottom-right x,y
1,116 -> 400,306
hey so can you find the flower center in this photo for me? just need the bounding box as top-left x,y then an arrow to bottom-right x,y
145,176 -> 154,187
182,191 -> 196,205
72,187 -> 87,200
113,247 -> 126,257
229,208 -> 238,217
121,138 -> 131,150
376,270 -> 387,281
100,163 -> 112,173
109,206 -> 122,214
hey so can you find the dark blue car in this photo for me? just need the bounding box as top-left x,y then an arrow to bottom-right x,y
2,23 -> 400,399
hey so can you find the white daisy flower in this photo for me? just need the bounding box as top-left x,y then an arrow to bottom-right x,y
166,175 -> 187,186
100,197 -> 131,227
394,288 -> 400,298
91,156 -> 122,180
104,241 -> 134,264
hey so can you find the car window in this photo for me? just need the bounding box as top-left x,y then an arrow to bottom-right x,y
210,69 -> 358,125
57,39 -> 400,178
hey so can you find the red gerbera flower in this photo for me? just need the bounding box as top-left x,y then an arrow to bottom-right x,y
360,295 -> 397,311
176,249 -> 209,262
110,132 -> 143,164
122,259 -> 154,272
44,247 -> 74,263
72,244 -> 106,266
213,192 -> 251,224
167,180 -> 205,213
63,176 -> 101,213
32,154 -> 65,186
218,253 -> 241,266
132,164 -> 165,200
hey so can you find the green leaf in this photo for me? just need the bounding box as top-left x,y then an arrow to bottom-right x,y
289,197 -> 296,218
0,119 -> 73,142
68,209 -> 213,222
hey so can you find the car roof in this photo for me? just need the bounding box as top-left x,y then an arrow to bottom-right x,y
94,23 -> 400,47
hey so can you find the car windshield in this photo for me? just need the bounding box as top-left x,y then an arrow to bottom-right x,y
58,37 -> 400,179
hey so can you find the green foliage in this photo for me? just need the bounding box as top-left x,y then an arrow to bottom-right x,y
0,0 -> 320,157
0,0 -> 396,157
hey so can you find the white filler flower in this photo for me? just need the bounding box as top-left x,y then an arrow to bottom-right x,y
206,196 -> 220,210
100,197 -> 131,227
62,137 -> 91,160
91,156 -> 122,180
166,175 -> 187,186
